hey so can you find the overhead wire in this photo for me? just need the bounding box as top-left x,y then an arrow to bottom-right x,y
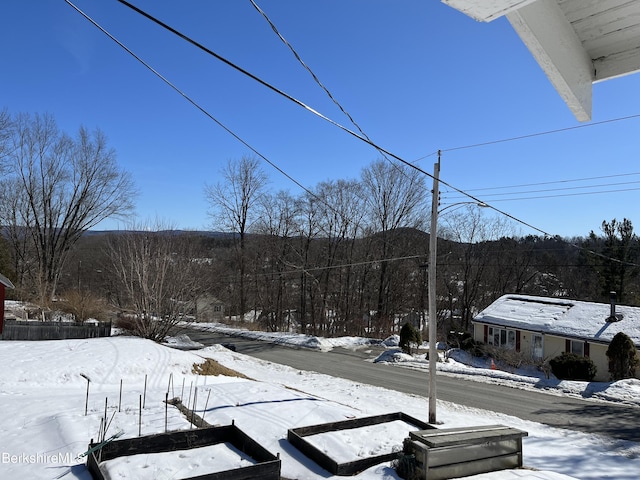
443,179 -> 640,202
248,0 -> 433,262
245,1 -> 639,271
110,0 -> 399,163
63,0 -> 319,208
439,113 -> 640,153
69,0 -> 640,269
63,0 -> 416,274
451,186 -> 640,203
248,0 -> 371,152
449,171 -> 640,194
108,0 -> 556,237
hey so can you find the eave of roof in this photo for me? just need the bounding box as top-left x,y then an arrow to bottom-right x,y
0,273 -> 15,290
442,0 -> 640,122
473,294 -> 640,345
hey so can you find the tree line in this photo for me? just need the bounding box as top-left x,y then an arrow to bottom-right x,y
1,111 -> 638,342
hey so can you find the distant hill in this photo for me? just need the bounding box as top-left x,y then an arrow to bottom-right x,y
83,230 -> 238,239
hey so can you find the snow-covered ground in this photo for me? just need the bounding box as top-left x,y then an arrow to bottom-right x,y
1,324 -> 639,479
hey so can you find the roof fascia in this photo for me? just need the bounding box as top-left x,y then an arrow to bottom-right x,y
0,273 -> 15,290
472,319 -> 616,346
441,0 -> 538,23
506,0 -> 594,121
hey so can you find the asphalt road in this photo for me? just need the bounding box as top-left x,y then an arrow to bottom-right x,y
183,327 -> 640,442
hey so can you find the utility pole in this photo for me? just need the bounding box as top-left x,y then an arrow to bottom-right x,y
428,151 -> 441,424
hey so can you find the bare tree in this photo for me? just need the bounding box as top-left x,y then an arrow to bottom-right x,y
314,179 -> 367,335
0,112 -> 136,303
0,108 -> 12,165
253,190 -> 299,332
204,155 -> 268,320
106,221 -> 203,341
293,190 -> 322,334
439,205 -> 514,330
360,159 -> 428,334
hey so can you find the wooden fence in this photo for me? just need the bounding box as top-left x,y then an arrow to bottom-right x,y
1,319 -> 111,340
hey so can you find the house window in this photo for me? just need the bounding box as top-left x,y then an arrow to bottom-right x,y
532,334 -> 543,361
488,327 -> 517,350
569,340 -> 584,356
213,305 -> 222,313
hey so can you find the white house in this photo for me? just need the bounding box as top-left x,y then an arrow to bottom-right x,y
472,294 -> 640,381
193,294 -> 225,323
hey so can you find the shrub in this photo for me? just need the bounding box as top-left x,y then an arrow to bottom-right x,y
114,313 -> 139,333
606,332 -> 639,381
549,352 -> 597,381
399,323 -> 422,355
448,331 -> 469,349
58,289 -> 107,322
481,344 -> 530,371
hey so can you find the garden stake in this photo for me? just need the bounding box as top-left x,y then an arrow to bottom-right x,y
201,389 -> 211,426
143,374 -> 147,408
165,392 -> 168,432
138,395 -> 142,436
80,373 -> 91,416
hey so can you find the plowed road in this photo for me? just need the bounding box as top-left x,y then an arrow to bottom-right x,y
183,328 -> 640,442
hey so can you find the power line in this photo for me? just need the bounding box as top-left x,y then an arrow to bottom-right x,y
106,0 -> 559,240
63,0 -> 413,268
63,1 -> 320,209
439,114 -> 640,153
245,1 -> 638,272
111,0 -> 399,161
248,0 -> 370,148
443,181 -> 640,202
70,0 -> 639,269
473,187 -> 640,202
450,171 -> 640,193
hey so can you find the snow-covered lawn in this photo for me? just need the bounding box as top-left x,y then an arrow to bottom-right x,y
0,327 -> 639,479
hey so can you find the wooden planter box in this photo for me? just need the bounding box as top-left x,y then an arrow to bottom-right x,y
288,411 -> 433,476
86,424 -> 280,480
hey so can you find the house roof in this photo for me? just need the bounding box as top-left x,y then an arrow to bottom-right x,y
442,0 -> 640,121
473,294 -> 640,345
0,273 -> 15,290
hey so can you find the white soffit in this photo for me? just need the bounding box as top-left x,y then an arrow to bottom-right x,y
442,0 -> 640,122
507,0 -> 593,122
441,0 -> 538,22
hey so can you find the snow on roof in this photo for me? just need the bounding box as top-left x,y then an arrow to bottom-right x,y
473,294 -> 640,345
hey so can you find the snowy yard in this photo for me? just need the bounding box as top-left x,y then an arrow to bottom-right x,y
0,325 -> 639,479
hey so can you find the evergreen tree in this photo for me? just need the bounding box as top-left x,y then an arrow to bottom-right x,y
399,322 -> 421,355
606,332 -> 639,381
585,218 -> 638,303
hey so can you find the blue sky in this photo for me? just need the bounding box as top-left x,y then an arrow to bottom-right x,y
2,0 -> 640,238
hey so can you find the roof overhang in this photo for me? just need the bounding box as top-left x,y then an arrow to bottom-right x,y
442,0 -> 640,122
0,273 -> 15,290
